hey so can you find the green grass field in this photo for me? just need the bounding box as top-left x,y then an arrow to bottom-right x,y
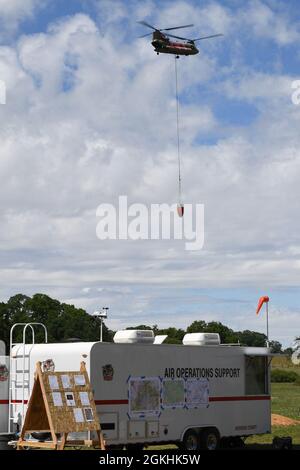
246,382 -> 300,447
271,383 -> 300,420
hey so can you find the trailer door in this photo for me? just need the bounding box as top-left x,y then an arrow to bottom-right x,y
245,356 -> 269,395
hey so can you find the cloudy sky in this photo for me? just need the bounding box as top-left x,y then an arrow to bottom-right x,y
0,0 -> 300,347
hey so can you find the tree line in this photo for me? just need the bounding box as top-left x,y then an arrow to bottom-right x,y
0,293 -> 287,354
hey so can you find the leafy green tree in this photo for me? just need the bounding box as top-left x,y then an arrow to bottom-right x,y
269,340 -> 282,354
157,327 -> 185,344
0,293 -> 114,350
236,330 -> 267,347
187,320 -> 238,343
187,321 -> 207,333
205,322 -> 238,344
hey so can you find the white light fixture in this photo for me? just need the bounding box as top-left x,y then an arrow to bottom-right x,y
92,307 -> 109,342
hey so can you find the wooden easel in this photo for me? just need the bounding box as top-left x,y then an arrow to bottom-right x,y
17,361 -> 105,450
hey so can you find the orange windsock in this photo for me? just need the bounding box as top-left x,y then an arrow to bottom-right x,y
256,296 -> 269,315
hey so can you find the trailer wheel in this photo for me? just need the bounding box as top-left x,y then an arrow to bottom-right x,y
181,430 -> 200,451
233,437 -> 245,448
199,428 -> 220,450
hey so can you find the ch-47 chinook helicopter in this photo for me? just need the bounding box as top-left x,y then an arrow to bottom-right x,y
138,20 -> 223,57
137,21 -> 223,217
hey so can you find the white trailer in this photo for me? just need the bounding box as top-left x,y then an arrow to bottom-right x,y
0,324 -> 272,450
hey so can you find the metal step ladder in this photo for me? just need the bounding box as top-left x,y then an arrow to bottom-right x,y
8,323 -> 48,434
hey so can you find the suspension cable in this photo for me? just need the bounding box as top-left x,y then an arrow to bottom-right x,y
174,56 -> 182,205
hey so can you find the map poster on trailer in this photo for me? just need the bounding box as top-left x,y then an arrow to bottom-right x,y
128,377 -> 161,416
186,378 -> 209,408
162,378 -> 185,409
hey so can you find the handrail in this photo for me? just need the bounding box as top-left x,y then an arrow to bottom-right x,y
8,323 -> 48,433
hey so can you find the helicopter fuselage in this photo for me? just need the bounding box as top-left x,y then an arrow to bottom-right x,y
151,32 -> 199,56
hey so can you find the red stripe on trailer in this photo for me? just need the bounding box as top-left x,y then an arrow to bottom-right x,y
95,399 -> 129,405
0,396 -> 271,406
2,399 -> 29,404
94,396 -> 271,405
0,399 -> 27,404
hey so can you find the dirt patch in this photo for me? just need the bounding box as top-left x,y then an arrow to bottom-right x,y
272,414 -> 300,426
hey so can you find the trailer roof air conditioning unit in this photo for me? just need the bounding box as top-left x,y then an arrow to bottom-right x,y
182,333 -> 221,346
113,330 -> 155,344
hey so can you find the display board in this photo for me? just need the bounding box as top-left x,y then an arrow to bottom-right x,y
17,361 -> 105,450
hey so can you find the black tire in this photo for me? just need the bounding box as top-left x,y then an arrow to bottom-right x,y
181,429 -> 200,451
220,437 -> 231,449
199,428 -> 220,450
233,437 -> 245,448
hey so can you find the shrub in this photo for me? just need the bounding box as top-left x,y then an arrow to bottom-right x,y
271,369 -> 299,383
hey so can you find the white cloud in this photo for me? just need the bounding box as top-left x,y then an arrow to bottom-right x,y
242,0 -> 300,46
222,72 -> 293,102
0,0 -> 47,38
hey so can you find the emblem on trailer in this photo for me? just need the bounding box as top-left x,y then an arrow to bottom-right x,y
0,364 -> 8,382
42,359 -> 55,372
102,364 -> 114,381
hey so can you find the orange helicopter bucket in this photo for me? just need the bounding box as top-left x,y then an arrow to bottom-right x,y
177,203 -> 184,217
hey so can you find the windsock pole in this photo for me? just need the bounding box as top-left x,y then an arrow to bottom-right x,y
266,301 -> 269,348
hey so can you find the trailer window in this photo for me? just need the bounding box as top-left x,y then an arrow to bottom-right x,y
245,356 -> 268,395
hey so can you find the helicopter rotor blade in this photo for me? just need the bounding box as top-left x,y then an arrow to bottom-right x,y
193,33 -> 223,42
162,24 -> 194,31
138,32 -> 154,38
164,33 -> 190,41
137,20 -> 158,31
